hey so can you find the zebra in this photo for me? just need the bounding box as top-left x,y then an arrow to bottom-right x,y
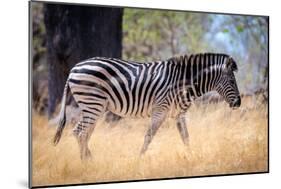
53,53 -> 241,160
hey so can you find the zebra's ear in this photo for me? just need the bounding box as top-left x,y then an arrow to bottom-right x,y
226,57 -> 238,72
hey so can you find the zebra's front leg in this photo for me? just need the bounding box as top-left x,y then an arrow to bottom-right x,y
140,110 -> 167,155
176,112 -> 189,146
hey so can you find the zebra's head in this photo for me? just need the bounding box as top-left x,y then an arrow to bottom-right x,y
215,56 -> 241,109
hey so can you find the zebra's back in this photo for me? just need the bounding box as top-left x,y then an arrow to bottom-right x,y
68,57 -> 170,118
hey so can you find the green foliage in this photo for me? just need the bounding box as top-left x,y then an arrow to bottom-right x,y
223,29 -> 229,33
122,8 -> 211,61
236,25 -> 244,33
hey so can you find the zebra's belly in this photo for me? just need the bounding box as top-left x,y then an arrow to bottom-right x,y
107,100 -> 153,118
106,99 -> 182,118
107,104 -> 181,119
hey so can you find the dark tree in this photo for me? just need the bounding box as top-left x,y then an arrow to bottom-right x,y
44,4 -> 123,118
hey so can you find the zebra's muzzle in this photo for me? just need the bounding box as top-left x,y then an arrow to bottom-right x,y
230,96 -> 241,109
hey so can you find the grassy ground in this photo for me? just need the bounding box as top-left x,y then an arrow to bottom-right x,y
32,95 -> 268,187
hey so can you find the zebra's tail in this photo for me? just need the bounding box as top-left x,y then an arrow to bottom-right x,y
53,79 -> 70,145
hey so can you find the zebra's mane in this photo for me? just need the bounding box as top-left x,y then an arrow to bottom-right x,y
167,53 -> 237,71
168,53 -> 229,62
167,54 -> 188,63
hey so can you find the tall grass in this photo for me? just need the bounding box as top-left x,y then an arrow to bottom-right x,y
32,96 -> 268,187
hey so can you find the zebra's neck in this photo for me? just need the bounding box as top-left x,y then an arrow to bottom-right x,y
193,65 -> 220,96
172,53 -> 227,105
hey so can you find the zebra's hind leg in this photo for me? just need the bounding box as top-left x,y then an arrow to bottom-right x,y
73,105 -> 106,160
176,112 -> 189,146
140,108 -> 167,155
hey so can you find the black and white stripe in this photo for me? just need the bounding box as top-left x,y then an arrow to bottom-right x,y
53,53 -> 241,160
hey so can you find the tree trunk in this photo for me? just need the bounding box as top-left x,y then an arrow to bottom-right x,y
44,4 -> 123,118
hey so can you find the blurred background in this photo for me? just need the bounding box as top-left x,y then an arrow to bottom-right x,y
32,2 -> 268,117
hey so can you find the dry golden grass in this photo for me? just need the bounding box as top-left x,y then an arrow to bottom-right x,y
32,96 -> 268,187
